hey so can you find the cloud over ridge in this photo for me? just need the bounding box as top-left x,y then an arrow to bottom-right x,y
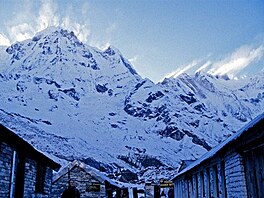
165,42 -> 264,81
0,0 -> 90,46
208,44 -> 264,78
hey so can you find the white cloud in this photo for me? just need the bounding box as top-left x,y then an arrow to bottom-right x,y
9,23 -> 35,42
37,0 -> 59,31
162,42 -> 264,81
4,0 -> 91,44
128,55 -> 139,65
164,59 -> 202,79
195,61 -> 212,73
61,16 -> 90,43
0,33 -> 11,46
106,23 -> 117,34
209,45 -> 264,77
89,39 -> 111,50
89,22 -> 118,50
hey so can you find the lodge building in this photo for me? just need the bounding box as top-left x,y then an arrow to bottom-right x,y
0,124 -> 61,198
52,160 -> 129,198
173,113 -> 264,198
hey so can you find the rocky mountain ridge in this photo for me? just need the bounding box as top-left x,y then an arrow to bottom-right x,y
0,27 -> 264,182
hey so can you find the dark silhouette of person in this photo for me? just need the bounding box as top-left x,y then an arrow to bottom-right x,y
61,179 -> 80,198
168,187 -> 174,198
160,190 -> 166,198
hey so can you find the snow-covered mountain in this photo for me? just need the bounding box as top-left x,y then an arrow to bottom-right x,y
1,27 -> 264,183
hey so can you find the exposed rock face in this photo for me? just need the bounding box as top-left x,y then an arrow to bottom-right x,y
1,27 -> 264,182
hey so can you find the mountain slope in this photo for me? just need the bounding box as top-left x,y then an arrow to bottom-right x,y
0,27 -> 264,182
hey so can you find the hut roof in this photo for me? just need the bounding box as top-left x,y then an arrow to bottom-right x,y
53,160 -> 125,188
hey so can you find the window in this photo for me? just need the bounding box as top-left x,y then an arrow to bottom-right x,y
35,163 -> 46,193
213,164 -> 219,197
15,155 -> 25,198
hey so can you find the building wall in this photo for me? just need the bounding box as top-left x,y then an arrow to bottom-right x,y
174,150 -> 248,198
52,166 -> 107,198
24,158 -> 54,198
0,142 -> 13,197
224,151 -> 248,198
243,144 -> 264,198
0,141 -> 54,198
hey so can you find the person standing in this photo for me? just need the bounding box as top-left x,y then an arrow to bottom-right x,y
160,190 -> 166,198
61,179 -> 80,198
168,187 -> 174,198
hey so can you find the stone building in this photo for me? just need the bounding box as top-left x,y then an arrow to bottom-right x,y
172,113 -> 264,198
52,160 -> 129,198
0,124 -> 61,198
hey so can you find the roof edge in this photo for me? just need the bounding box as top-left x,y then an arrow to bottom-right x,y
172,112 -> 264,180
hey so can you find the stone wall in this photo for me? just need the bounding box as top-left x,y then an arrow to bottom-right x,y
23,158 -> 54,198
0,141 -> 54,198
0,142 -> 13,197
52,166 -> 107,198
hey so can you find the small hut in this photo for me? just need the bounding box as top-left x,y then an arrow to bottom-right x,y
52,160 -> 129,198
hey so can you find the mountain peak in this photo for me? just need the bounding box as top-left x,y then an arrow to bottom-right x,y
1,26 -> 264,183
32,26 -> 83,47
35,26 -> 62,36
1,26 -> 142,97
103,45 -> 121,56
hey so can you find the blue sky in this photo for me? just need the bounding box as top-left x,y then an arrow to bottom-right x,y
0,0 -> 264,82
